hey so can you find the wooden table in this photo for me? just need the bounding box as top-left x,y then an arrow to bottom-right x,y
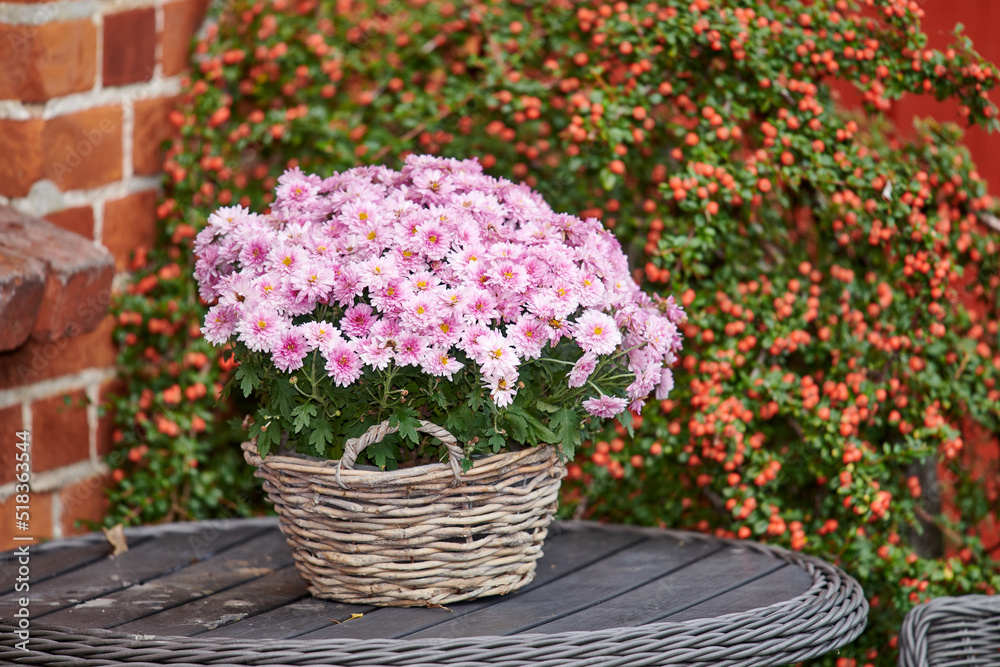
0,518 -> 867,665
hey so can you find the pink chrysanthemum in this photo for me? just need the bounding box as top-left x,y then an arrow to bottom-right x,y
475,331 -> 519,377
482,373 -> 518,408
655,367 -> 675,401
272,329 -> 310,372
582,395 -> 628,419
573,309 -> 622,355
237,306 -> 287,352
416,221 -> 451,260
196,155 -> 688,429
370,278 -> 407,314
423,349 -> 465,380
466,289 -> 499,324
302,321 -> 340,350
357,338 -> 393,370
568,352 -> 598,388
342,304 -> 377,338
488,259 -> 529,294
509,316 -> 547,360
291,262 -> 335,303
395,333 -> 426,366
202,304 -> 238,344
324,342 -> 363,387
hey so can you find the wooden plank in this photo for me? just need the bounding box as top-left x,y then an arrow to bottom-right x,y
0,540 -> 128,595
402,533 -> 722,639
39,529 -> 296,629
113,565 -> 308,636
658,562 -> 813,623
293,525 -> 647,641
0,524 -> 268,620
198,597 -> 377,639
527,543 -> 785,632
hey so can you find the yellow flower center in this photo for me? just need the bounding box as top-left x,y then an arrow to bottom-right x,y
359,212 -> 368,220
440,323 -> 450,333
257,319 -> 268,329
593,326 -> 603,335
283,257 -> 292,266
367,230 -> 377,240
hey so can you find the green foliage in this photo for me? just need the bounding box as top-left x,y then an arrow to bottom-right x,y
108,0 -> 1000,663
227,335 -> 632,466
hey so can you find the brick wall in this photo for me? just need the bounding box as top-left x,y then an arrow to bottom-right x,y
0,0 -> 207,550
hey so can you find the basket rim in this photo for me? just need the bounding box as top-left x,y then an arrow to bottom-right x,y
242,439 -> 563,485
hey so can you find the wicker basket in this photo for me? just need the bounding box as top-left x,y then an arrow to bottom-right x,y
242,419 -> 565,607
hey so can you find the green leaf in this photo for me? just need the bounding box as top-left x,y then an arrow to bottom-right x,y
308,419 -> 333,457
535,400 -> 560,413
617,409 -> 635,438
487,432 -> 506,453
271,375 -> 296,416
517,408 -> 559,443
367,438 -> 398,469
503,410 -> 528,443
235,362 -> 261,398
291,403 -> 318,433
390,408 -> 421,445
551,408 -> 581,460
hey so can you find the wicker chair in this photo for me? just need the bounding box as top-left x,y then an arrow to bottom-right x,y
898,595 -> 1000,666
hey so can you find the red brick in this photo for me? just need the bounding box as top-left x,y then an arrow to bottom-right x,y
0,119 -> 44,198
0,405 -> 25,486
31,390 -> 90,473
0,247 -> 46,351
134,96 -> 180,175
42,106 -> 123,191
0,315 -> 117,392
0,20 -> 96,102
45,206 -> 95,239
102,189 -> 159,270
162,0 -> 209,76
103,9 -> 156,86
0,208 -> 114,342
60,474 -> 111,536
0,492 -> 53,551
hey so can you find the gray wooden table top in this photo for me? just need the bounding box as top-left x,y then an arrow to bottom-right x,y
0,518 -> 814,639
0,518 -> 868,666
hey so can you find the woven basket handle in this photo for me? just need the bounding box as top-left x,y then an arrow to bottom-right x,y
335,419 -> 465,488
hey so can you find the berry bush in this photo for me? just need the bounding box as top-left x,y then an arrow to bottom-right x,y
108,0 -> 1000,662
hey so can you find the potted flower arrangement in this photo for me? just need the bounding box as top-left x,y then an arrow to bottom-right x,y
193,155 -> 685,606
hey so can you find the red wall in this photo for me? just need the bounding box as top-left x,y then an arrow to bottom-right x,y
890,1 -> 1000,557
890,1 -> 1000,190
